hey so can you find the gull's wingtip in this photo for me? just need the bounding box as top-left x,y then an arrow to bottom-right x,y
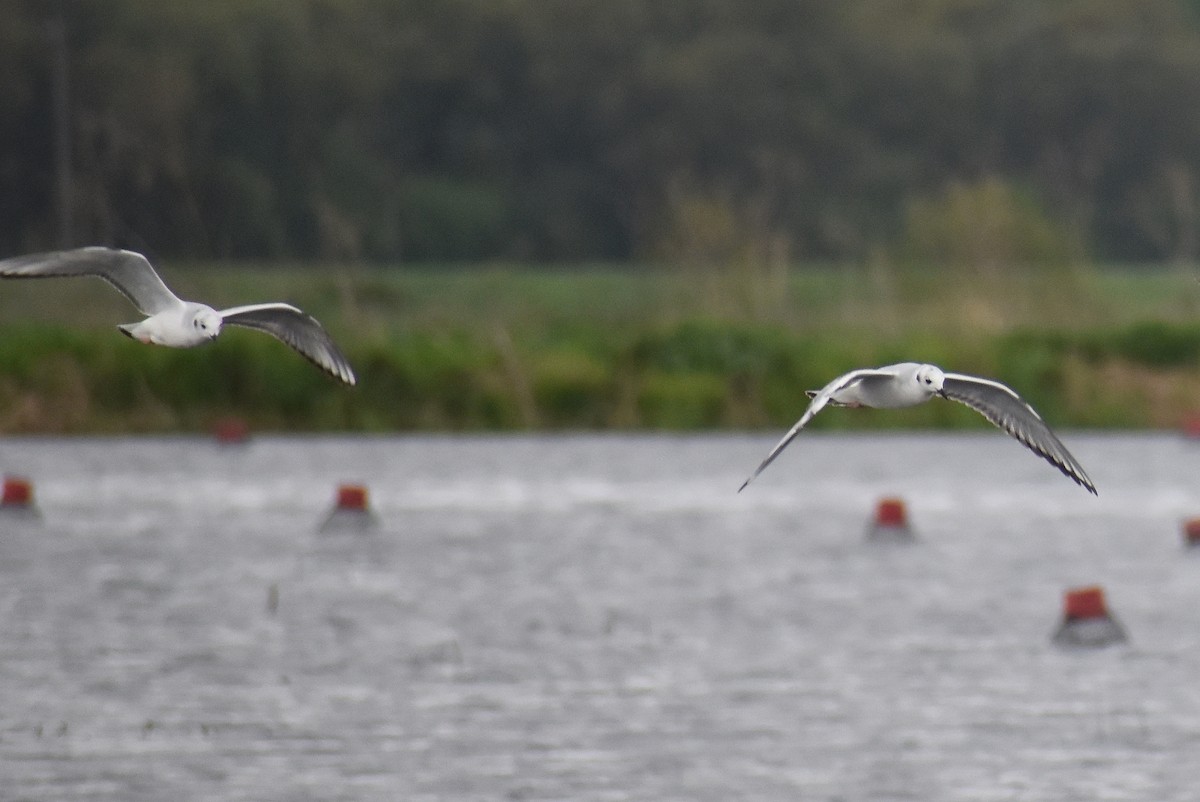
738,468 -> 762,493
1071,470 -> 1097,496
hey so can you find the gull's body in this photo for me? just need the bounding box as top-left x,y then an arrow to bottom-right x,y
739,362 -> 1096,495
0,247 -> 356,385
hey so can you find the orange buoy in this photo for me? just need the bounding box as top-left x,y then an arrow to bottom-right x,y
212,417 -> 250,445
865,496 -> 915,542
319,483 -> 378,533
1052,585 -> 1126,647
1184,518 -> 1200,548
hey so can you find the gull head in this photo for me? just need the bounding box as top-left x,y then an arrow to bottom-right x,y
191,308 -> 223,341
914,363 -> 946,398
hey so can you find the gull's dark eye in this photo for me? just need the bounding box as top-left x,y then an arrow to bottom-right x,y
925,378 -> 931,384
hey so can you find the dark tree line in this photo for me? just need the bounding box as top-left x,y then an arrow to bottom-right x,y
3,0 -> 1200,263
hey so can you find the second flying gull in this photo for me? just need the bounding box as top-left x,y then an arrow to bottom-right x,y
739,362 -> 1096,495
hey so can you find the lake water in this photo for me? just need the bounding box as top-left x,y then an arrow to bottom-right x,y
2,432 -> 1200,801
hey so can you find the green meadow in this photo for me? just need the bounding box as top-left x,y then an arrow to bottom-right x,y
1,262 -> 1200,433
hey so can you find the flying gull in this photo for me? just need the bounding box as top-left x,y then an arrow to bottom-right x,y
739,362 -> 1095,494
0,247 -> 356,385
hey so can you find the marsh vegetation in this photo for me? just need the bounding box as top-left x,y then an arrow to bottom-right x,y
2,260 -> 1198,433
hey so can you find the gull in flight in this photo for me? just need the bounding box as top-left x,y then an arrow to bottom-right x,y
739,362 -> 1095,494
0,247 -> 356,385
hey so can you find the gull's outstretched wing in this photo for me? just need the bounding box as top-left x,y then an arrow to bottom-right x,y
219,302 -> 356,386
0,247 -> 182,315
941,373 -> 1096,495
738,368 -> 897,492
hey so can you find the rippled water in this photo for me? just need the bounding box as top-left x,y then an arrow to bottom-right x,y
2,432 -> 1200,801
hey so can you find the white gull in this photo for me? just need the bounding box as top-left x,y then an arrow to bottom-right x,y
0,246 -> 356,385
739,362 -> 1096,495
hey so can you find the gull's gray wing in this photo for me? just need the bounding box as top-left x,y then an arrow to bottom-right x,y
219,302 -> 356,386
739,368 -> 897,492
0,246 -> 182,315
941,373 -> 1096,495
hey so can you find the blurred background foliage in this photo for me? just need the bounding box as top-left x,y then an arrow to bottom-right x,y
4,1 -> 1200,432
6,0 -> 1200,264
0,264 -> 1198,433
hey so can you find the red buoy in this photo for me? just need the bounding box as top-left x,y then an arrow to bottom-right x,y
2,476 -> 32,507
320,483 -> 377,533
1183,414 -> 1200,439
337,485 -> 368,510
1184,518 -> 1200,548
1063,586 -> 1107,620
875,498 -> 907,527
0,475 -> 39,519
1052,585 -> 1126,647
212,417 -> 250,445
866,496 -> 915,542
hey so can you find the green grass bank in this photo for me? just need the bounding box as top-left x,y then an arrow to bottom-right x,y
1,262 -> 1199,433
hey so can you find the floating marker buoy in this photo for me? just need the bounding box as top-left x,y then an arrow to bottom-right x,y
212,417 -> 250,445
1183,414 -> 1200,439
1184,518 -> 1200,548
865,496 -> 915,542
3,476 -> 32,505
1064,586 -> 1106,619
1,475 -> 38,518
1051,585 -> 1127,647
319,483 -> 378,533
875,498 -> 907,526
337,485 -> 368,510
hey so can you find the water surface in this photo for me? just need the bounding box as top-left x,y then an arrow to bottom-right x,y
2,432 -> 1199,801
